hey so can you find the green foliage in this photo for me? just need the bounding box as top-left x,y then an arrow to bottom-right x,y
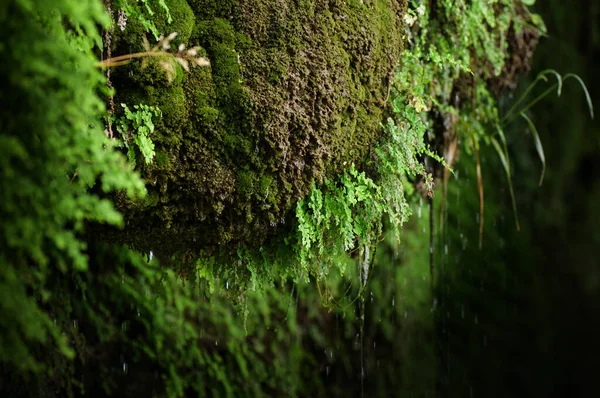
2,0 -> 576,396
115,0 -> 172,40
115,103 -> 162,166
0,0 -> 144,374
295,103 -> 440,281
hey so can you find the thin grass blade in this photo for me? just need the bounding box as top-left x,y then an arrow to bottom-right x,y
473,140 -> 484,249
521,112 -> 546,186
563,73 -> 595,119
491,129 -> 520,231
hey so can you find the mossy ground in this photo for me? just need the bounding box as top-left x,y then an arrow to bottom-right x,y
108,0 -> 407,256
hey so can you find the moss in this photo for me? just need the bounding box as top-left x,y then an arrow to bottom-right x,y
107,0 -> 408,256
236,169 -> 256,199
154,0 -> 196,44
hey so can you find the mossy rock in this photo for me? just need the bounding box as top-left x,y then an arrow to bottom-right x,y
107,0 -> 407,256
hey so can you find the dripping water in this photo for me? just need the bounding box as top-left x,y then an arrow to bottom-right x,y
359,245 -> 371,398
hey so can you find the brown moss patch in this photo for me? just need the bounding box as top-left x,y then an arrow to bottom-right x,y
106,0 -> 407,256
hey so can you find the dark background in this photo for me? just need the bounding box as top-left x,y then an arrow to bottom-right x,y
434,1 -> 600,396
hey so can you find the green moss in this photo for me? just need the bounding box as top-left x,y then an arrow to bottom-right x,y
107,0 -> 408,256
154,0 -> 196,44
236,169 -> 256,199
155,151 -> 171,167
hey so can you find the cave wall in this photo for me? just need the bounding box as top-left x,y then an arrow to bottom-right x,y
108,0 -> 407,255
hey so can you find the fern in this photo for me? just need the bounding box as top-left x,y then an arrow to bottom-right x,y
115,0 -> 172,40
115,103 -> 162,166
0,0 -> 145,372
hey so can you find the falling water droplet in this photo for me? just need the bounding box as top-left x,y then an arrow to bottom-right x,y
474,316 -> 478,325
149,251 -> 154,260
326,366 -> 330,376
215,340 -> 218,346
73,320 -> 78,329
431,298 -> 438,312
122,361 -> 128,374
226,281 -> 229,290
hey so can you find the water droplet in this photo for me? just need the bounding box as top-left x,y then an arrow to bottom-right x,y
474,316 -> 478,325
122,362 -> 128,374
226,281 -> 229,290
73,320 -> 78,329
215,340 -> 218,346
326,366 -> 330,376
392,298 -> 395,306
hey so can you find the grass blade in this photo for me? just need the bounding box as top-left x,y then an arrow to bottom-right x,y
503,69 -> 562,123
473,139 -> 484,249
492,127 -> 520,231
563,73 -> 595,119
521,112 -> 546,186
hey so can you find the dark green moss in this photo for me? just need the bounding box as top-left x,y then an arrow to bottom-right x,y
107,0 -> 408,256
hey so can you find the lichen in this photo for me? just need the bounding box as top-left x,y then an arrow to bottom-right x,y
108,0 -> 407,256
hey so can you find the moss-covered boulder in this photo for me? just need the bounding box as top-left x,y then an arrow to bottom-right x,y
108,0 -> 407,255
